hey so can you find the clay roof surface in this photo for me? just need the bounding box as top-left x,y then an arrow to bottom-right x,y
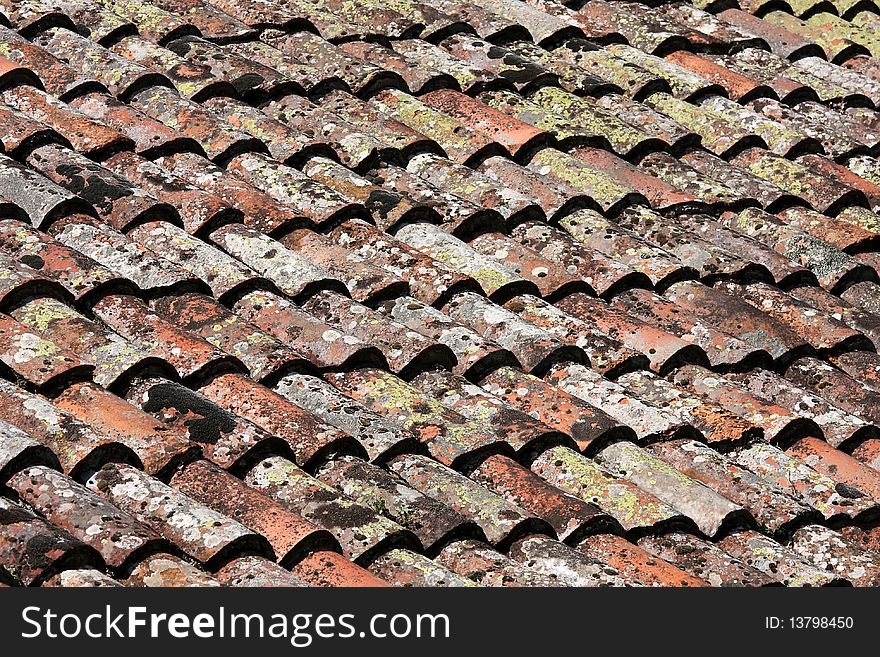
1,0 -> 880,588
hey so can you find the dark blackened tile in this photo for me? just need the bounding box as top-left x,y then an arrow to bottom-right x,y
0,497 -> 102,586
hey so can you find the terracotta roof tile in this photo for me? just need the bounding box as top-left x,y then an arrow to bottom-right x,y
109,34 -> 237,100
290,550 -> 388,587
777,205 -> 880,252
9,465 -> 166,571
616,370 -> 762,446
558,210 -> 698,288
0,497 -> 102,586
525,87 -> 667,160
104,152 -> 241,235
645,92 -> 768,158
215,556 -> 308,587
618,205 -> 764,280
406,154 -> 541,224
724,208 -> 872,292
555,292 -> 708,374
480,366 -> 636,452
209,223 -> 347,300
261,95 -> 397,172
578,533 -> 709,586
0,25 -> 104,99
789,524 -> 880,585
243,455 -> 418,564
0,220 -> 131,303
471,453 -> 620,542
444,292 -> 585,374
439,35 -> 557,94
56,381 -> 200,475
595,440 -> 748,537
663,280 -> 811,364
0,311 -> 91,391
369,548 -> 477,586
728,367 -> 875,447
316,455 -> 481,553
130,86 -> 265,162
476,156 -> 594,222
612,287 -> 775,370
435,539 -> 556,586
330,220 -> 481,304
531,445 -> 693,535
125,552 -> 221,587
665,50 -> 774,103
714,280 -> 872,353
167,35 -> 299,100
301,156 -> 429,232
0,155 -> 95,229
154,292 -> 310,382
649,439 -> 817,535
92,293 -> 242,381
0,98 -> 67,158
124,375 -> 291,470
336,41 -> 455,96
718,529 -> 848,586
0,417 -> 58,484
396,223 -> 538,300
265,31 -> 405,97
26,144 -> 180,232
322,91 -> 444,160
128,222 -> 264,302
156,152 -> 306,234
0,379 -> 139,476
421,88 -> 550,159
146,0 -> 255,43
224,152 -> 366,228
638,532 -> 779,586
413,369 -> 573,457
42,568 -> 122,587
370,89 -> 507,165
786,356 -> 880,425
303,290 -> 454,377
505,40 -> 621,97
199,372 -> 363,469
830,350 -> 880,391
272,373 -> 418,462
87,461 -> 272,568
33,27 -> 173,101
232,290 -> 386,371
673,364 -> 821,442
732,441 -> 879,521
201,96 -> 334,167
502,294 -> 649,377
511,221 -> 650,298
507,534 -> 634,586
10,296 -> 170,388
328,368 -> 510,468
68,92 -> 202,159
716,9 -> 825,58
379,295 -> 518,379
171,458 -> 339,565
0,249 -> 70,309
680,148 -> 801,212
576,149 -> 704,213
787,436 -> 880,500
840,280 -> 880,315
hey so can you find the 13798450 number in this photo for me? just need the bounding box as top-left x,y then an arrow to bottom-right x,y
789,617 -> 854,629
